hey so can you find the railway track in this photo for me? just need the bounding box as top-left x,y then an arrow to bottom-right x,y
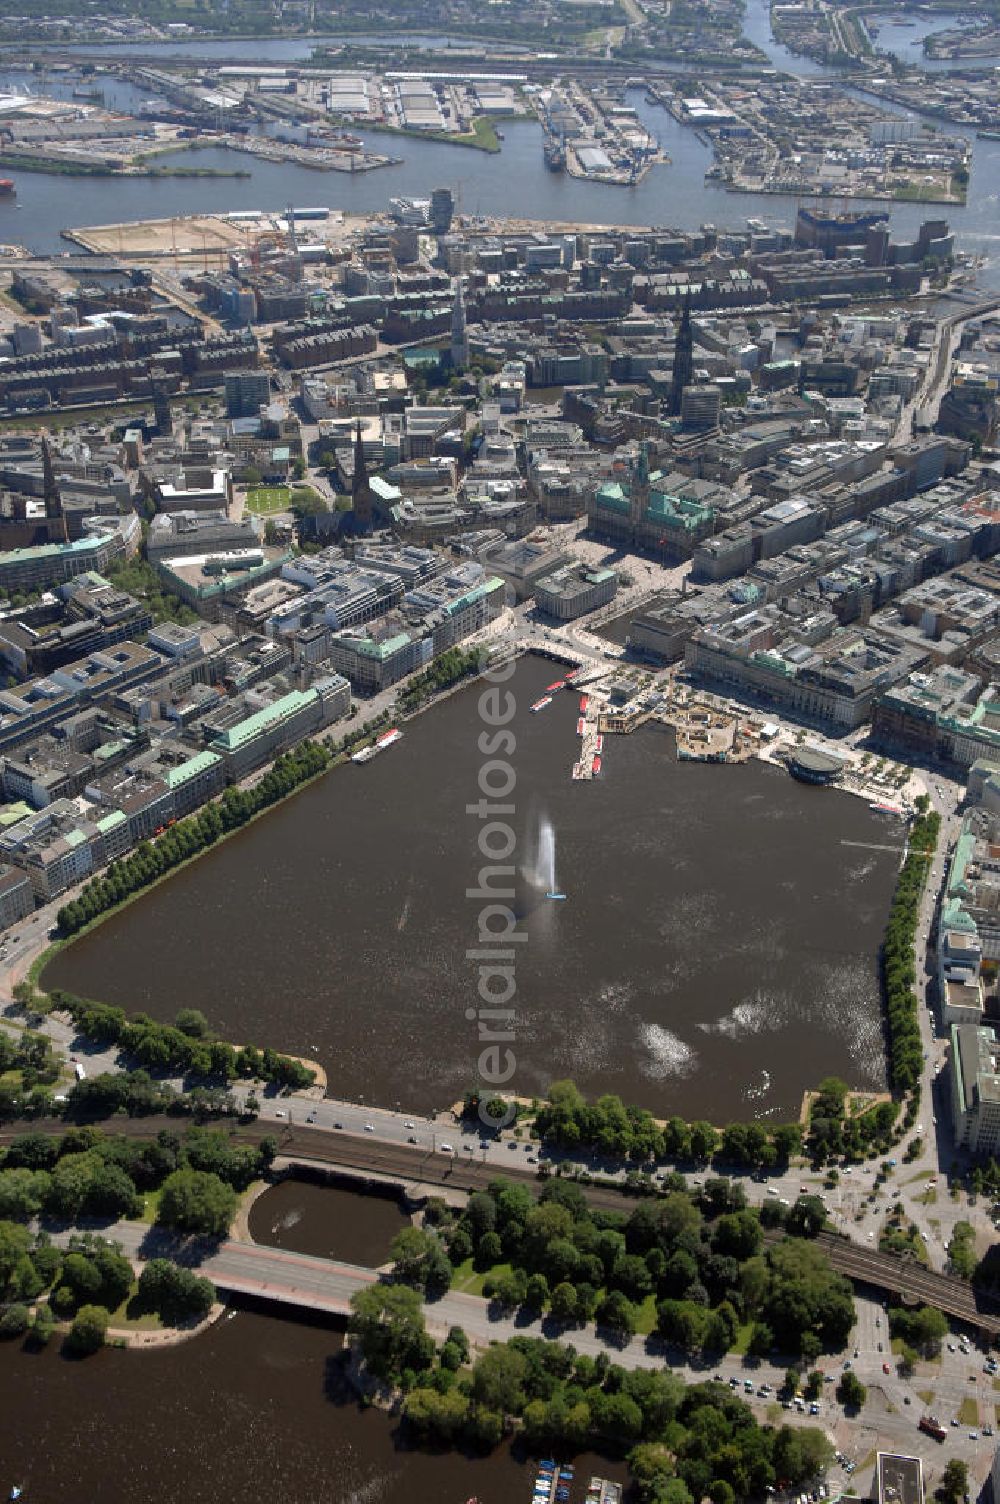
4,1115 -> 998,1332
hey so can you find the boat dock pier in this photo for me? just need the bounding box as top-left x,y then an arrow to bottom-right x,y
533,1461 -> 575,1504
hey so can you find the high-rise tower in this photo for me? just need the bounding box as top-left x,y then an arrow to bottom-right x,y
431,186 -> 454,236
669,297 -> 694,417
450,276 -> 469,372
151,371 -> 173,437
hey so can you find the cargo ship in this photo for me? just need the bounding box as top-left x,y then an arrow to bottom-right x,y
0,180 -> 14,197
543,138 -> 566,172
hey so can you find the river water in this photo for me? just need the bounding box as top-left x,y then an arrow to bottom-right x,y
2,0 -> 1000,282
45,655 -> 899,1123
869,11 -> 1000,72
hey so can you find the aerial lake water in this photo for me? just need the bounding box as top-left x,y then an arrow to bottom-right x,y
45,655 -> 900,1124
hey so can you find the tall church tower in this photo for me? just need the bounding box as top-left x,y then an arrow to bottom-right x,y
450,276 -> 469,372
670,297 -> 694,417
629,440 -> 651,542
351,421 -> 372,532
42,437 -> 68,545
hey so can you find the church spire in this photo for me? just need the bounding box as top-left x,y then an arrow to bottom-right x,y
41,436 -> 67,544
351,420 -> 372,532
450,275 -> 469,372
670,296 -> 693,418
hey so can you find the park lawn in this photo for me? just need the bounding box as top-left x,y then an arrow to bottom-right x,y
635,1292 -> 658,1337
451,1258 -> 511,1296
139,1188 -> 163,1225
732,1321 -> 754,1355
957,1396 -> 979,1427
108,1281 -> 163,1331
917,1390 -> 936,1405
246,486 -> 291,515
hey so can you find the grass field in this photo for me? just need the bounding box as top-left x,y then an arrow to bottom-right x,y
246,486 -> 291,516
957,1395 -> 979,1426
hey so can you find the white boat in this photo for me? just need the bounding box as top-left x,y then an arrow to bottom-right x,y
351,745 -> 377,764
376,727 -> 403,749
531,696 -> 553,713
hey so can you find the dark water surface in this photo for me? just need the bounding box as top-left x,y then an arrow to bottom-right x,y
46,655 -> 900,1122
0,1304 -> 631,1504
248,1177 -> 409,1265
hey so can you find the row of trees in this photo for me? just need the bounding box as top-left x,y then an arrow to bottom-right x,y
882,805 -> 940,1099
55,739 -> 330,937
48,991 -> 313,1092
0,1123 -> 273,1233
62,1067 -> 238,1120
350,1285 -> 833,1499
413,1174 -> 851,1361
397,647 -> 485,712
534,1079 -> 802,1169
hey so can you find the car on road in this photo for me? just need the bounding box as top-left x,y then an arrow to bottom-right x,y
404,1121 -> 415,1129
883,1363 -> 891,1374
306,1113 -> 316,1124
407,1135 -> 418,1144
274,1109 -> 286,1119
333,1121 -> 343,1129
364,1123 -> 375,1133
439,1143 -> 454,1154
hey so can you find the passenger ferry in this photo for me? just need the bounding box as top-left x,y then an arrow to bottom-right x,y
352,727 -> 403,763
576,717 -> 586,736
579,695 -> 589,712
546,679 -> 566,692
593,754 -> 602,775
531,695 -> 553,713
